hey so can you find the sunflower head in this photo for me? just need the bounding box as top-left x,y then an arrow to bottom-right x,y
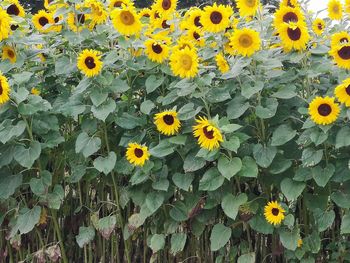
169,46 -> 199,79
273,6 -> 305,29
308,96 -> 340,125
264,201 -> 285,226
331,31 -> 350,48
335,78 -> 350,107
77,49 -> 103,78
31,88 -> 41,96
111,6 -> 142,36
200,3 -> 233,33
0,7 -> 12,41
32,10 -> 55,33
126,143 -> 150,166
0,73 -> 11,105
330,43 -> 350,69
144,37 -> 170,63
280,0 -> 300,8
154,110 -> 181,136
236,0 -> 260,17
312,18 -> 325,36
154,0 -> 177,17
215,53 -> 230,73
193,116 -> 223,151
2,46 -> 16,64
277,22 -> 310,51
109,0 -> 134,10
85,0 -> 108,25
328,0 -> 343,20
6,0 -> 25,17
229,28 -> 261,57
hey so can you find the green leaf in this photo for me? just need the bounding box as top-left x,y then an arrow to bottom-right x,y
149,140 -> 175,158
210,223 -> 231,251
140,100 -> 155,115
221,193 -> 248,220
238,157 -> 258,178
14,141 -> 41,168
221,136 -> 240,152
331,191 -> 350,209
170,233 -> 187,255
76,226 -> 95,248
237,252 -> 256,263
249,215 -> 274,234
146,75 -> 165,93
110,78 -> 130,93
218,156 -> 242,180
272,85 -> 297,99
93,151 -> 116,175
241,81 -> 264,99
55,56 -> 76,75
335,127 -> 350,148
12,71 -> 33,84
75,132 -> 101,158
178,103 -> 202,120
227,95 -> 250,119
152,178 -> 169,191
341,214 -> 350,234
271,124 -> 297,146
150,234 -> 165,252
301,148 -> 323,167
96,216 -> 117,239
279,227 -> 299,251
172,173 -> 194,191
253,144 -> 277,168
280,178 -> 305,201
18,96 -> 52,115
183,151 -> 206,172
47,185 -> 64,209
255,98 -> 278,119
199,168 -> 225,191
145,192 -> 164,214
312,164 -> 335,187
0,174 -> 22,199
29,170 -> 52,196
90,89 -> 108,107
16,206 -> 41,235
91,98 -> 116,121
314,209 -> 335,232
0,120 -> 26,144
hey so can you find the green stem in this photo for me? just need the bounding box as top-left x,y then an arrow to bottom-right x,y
51,210 -> 68,263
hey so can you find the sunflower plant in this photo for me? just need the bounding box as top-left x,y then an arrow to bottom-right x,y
2,0 -> 350,262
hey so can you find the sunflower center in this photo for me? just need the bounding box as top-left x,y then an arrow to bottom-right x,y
317,23 -> 323,30
7,4 -> 20,16
54,17 -> 59,23
162,0 -> 171,10
287,27 -> 301,41
134,148 -> 144,158
239,34 -> 253,48
194,16 -> 202,27
152,44 -> 163,54
114,1 -> 122,7
120,11 -> 135,25
210,11 -> 223,24
346,85 -> 350,96
163,114 -> 174,125
162,20 -> 170,29
180,54 -> 193,70
85,57 -> 96,69
11,24 -> 19,31
271,208 -> 280,216
7,50 -> 14,58
333,5 -> 340,13
154,11 -> 160,19
193,32 -> 200,40
338,46 -> 350,60
283,12 -> 298,23
77,14 -> 85,24
39,17 -> 49,27
0,82 -> 2,96
203,126 -> 214,139
318,103 -> 332,116
340,38 -> 349,44
245,0 -> 256,8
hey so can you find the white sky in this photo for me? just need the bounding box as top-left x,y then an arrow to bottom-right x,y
307,0 -> 329,17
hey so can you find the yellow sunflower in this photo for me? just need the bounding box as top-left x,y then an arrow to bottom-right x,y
229,28 -> 261,57
181,7 -> 203,30
328,0 -> 343,20
312,18 -> 325,36
2,46 -> 16,64
109,0 -> 134,10
346,0 -> 350,14
67,10 -> 90,32
264,201 -> 285,226
126,143 -> 150,167
236,0 -> 260,17
0,73 -> 11,105
31,88 -> 41,96
335,78 -> 350,107
193,116 -> 223,151
144,38 -> 170,63
280,0 -> 300,8
111,6 -> 142,36
215,53 -> 230,73
186,27 -> 205,47
331,31 -> 350,47
85,0 -> 108,25
77,49 -> 103,78
0,7 -> 11,41
297,239 -> 303,248
329,44 -> 350,69
308,96 -> 340,125
173,36 -> 196,51
6,0 -> 25,17
154,110 -> 181,136
139,8 -> 151,18
224,39 -> 236,55
169,46 -> 199,79
50,12 -> 63,33
153,0 -> 177,17
277,22 -> 310,51
32,10 -> 54,33
200,3 -> 233,33
273,6 -> 305,29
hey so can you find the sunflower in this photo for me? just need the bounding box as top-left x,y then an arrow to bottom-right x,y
139,8 -> 151,18
280,0 -> 300,8
67,9 -> 90,32
109,0 -> 134,10
277,22 -> 310,51
6,0 -> 25,17
215,53 -> 230,73
0,7 -> 11,41
173,36 -> 196,51
264,201 -> 285,226
200,3 -> 233,33
186,27 -> 205,47
111,6 -> 142,36
224,39 -> 236,55
236,0 -> 260,17
50,12 -> 63,33
328,0 -> 343,20
181,7 -> 203,29
169,46 -> 199,78
32,10 -> 54,33
153,0 -> 177,17
330,31 -> 350,47
126,143 -> 150,167
31,88 -> 41,96
193,116 -> 223,151
144,38 -> 170,63
297,239 -> 303,248
312,18 -> 325,36
2,46 -> 16,63
229,28 -> 261,57
346,0 -> 350,14
153,17 -> 175,34
77,49 -> 103,78
308,96 -> 340,125
0,73 -> 11,105
329,44 -> 350,69
154,110 -> 181,136
273,6 -> 305,29
335,78 -> 350,107
85,0 -> 108,25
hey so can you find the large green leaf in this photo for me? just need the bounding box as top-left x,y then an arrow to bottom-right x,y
210,224 -> 231,251
75,132 -> 101,158
271,124 -> 297,146
237,252 -> 256,263
238,156 -> 258,178
279,227 -> 299,251
221,193 -> 247,220
149,234 -> 165,252
312,164 -> 335,187
253,144 -> 277,168
218,156 -> 242,180
199,168 -> 224,191
16,206 -> 41,235
0,173 -> 22,199
14,141 -> 41,168
170,233 -> 187,255
93,151 -> 116,175
280,178 -> 305,201
335,127 -> 350,149
76,226 -> 95,248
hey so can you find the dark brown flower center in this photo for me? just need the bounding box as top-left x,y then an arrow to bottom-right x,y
338,46 -> 350,60
162,0 -> 171,10
7,50 -> 14,58
85,56 -> 96,69
162,20 -> 170,29
114,1 -> 122,7
152,44 -> 163,54
271,208 -> 279,216
203,126 -> 214,139
318,103 -> 332,116
7,4 -> 20,16
39,16 -> 49,27
346,85 -> 350,96
54,17 -> 60,23
193,32 -> 200,40
317,23 -> 323,30
0,82 -> 2,95
134,148 -> 144,158
210,11 -> 223,24
194,16 -> 202,27
77,14 -> 85,24
120,11 -> 135,25
283,12 -> 298,23
340,38 -> 349,44
163,114 -> 174,125
287,27 -> 301,41
11,24 -> 19,31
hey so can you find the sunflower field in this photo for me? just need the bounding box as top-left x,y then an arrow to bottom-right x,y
3,0 -> 350,262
